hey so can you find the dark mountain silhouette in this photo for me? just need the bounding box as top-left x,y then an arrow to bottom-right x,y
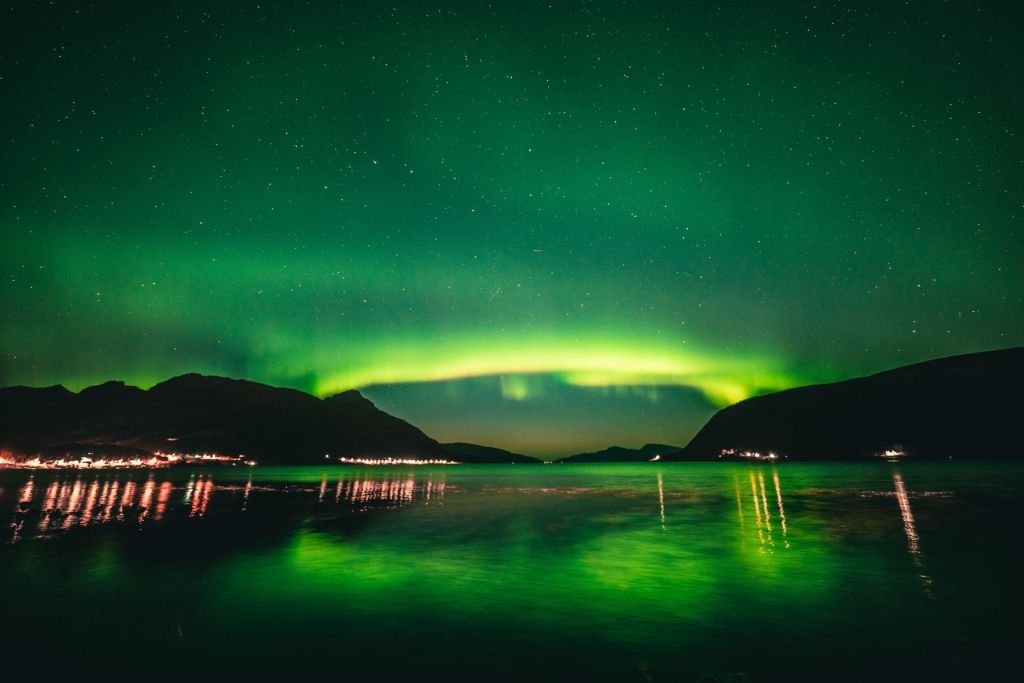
441,442 -> 539,464
0,374 -> 502,464
667,347 -> 1024,461
558,443 -> 681,463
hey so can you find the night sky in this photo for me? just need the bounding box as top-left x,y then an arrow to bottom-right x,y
2,1 -> 1022,455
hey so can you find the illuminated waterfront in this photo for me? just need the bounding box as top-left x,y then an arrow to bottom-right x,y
0,452 -> 252,470
2,463 -> 1021,679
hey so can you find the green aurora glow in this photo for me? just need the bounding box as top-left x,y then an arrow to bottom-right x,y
2,1 -> 1022,454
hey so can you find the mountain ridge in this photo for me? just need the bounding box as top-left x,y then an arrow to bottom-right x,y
0,373 -> 507,464
558,443 -> 681,463
668,347 -> 1024,461
440,442 -> 540,464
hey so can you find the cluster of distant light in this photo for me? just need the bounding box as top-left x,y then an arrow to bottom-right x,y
0,451 -> 255,470
332,455 -> 460,466
155,452 -> 257,467
0,455 -> 167,470
875,447 -> 908,461
719,448 -> 781,462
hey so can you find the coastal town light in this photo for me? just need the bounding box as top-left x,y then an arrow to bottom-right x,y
334,456 -> 459,466
0,451 -> 249,470
718,448 -> 781,462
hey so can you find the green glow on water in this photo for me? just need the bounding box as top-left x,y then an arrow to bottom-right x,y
2,463 -> 1021,679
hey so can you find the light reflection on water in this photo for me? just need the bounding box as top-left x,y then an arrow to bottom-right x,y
2,462 -> 1021,679
4,463 -> 951,591
9,469 -> 449,542
893,471 -> 935,595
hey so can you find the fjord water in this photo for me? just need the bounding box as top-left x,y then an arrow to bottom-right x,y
3,463 -> 1021,680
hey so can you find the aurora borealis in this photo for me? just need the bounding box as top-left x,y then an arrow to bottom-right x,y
2,1 -> 1022,455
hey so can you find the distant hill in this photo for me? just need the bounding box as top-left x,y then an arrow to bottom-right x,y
668,347 -> 1024,461
441,442 -> 540,464
559,443 -> 681,463
0,374 -> 471,464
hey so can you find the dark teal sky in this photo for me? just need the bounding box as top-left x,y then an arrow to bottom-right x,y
2,1 -> 1022,455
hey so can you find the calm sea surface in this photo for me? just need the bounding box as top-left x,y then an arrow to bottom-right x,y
2,463 -> 1021,680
